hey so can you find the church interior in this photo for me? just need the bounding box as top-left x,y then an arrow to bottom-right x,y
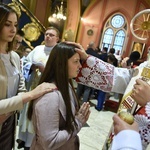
1,0 -> 150,149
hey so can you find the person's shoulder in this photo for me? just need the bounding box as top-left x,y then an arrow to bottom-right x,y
34,89 -> 65,111
139,61 -> 148,67
27,45 -> 44,57
31,45 -> 45,54
34,45 -> 45,50
10,51 -> 20,59
35,90 -> 61,105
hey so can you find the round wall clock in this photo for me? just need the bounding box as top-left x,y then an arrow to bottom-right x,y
87,29 -> 94,36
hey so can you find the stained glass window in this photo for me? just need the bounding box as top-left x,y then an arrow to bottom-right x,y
113,30 -> 125,51
111,15 -> 125,28
100,14 -> 126,53
102,28 -> 114,48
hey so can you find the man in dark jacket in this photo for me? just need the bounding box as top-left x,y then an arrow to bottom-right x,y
99,47 -> 108,62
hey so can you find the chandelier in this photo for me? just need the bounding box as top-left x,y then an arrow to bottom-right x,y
49,0 -> 66,21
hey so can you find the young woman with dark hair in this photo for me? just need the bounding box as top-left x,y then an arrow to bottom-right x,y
28,42 -> 91,150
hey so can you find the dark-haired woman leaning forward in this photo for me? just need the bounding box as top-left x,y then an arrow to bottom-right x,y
28,42 -> 91,150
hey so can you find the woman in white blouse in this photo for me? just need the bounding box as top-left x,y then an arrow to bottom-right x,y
0,4 -> 55,150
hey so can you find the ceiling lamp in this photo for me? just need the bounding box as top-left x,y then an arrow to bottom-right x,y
49,0 -> 66,21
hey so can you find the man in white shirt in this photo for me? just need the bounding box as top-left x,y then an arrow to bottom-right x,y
23,26 -> 60,90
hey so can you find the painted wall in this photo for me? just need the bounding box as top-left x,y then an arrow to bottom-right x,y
21,0 -> 50,27
62,0 -> 81,41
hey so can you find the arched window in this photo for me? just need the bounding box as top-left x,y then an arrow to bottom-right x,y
100,14 -> 127,54
103,28 -> 114,48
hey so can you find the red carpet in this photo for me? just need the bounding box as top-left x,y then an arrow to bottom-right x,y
104,100 -> 119,113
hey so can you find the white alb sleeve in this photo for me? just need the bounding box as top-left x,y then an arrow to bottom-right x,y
111,130 -> 142,150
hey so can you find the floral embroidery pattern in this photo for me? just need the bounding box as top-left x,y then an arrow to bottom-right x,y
134,102 -> 150,149
76,56 -> 114,92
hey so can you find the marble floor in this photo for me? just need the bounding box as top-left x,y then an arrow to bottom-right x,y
78,99 -> 115,150
15,98 -> 150,150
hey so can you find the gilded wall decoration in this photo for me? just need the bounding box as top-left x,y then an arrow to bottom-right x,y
22,23 -> 41,42
8,2 -> 21,17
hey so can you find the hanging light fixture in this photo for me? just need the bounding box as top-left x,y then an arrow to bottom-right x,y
49,0 -> 66,22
